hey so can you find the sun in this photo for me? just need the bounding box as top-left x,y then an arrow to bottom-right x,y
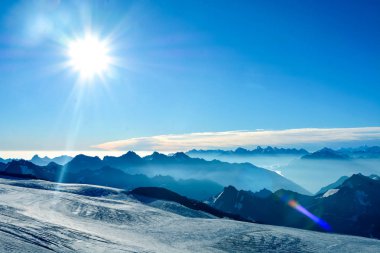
67,34 -> 111,79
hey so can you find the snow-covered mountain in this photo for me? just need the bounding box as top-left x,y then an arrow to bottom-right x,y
0,176 -> 379,253
210,174 -> 380,239
315,175 -> 349,195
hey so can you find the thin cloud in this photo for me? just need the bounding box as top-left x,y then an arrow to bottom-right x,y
93,127 -> 380,152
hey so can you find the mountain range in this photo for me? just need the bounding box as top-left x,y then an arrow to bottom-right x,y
2,146 -> 379,195
56,151 -> 310,194
30,155 -> 73,166
0,151 -> 309,198
1,146 -> 378,166
1,153 -> 380,240
0,157 -> 12,164
187,146 -> 309,156
280,147 -> 380,192
186,147 -> 380,193
186,146 -> 380,160
338,146 -> 380,159
302,146 -> 380,160
301,148 -> 351,160
0,159 -> 222,200
209,173 -> 380,239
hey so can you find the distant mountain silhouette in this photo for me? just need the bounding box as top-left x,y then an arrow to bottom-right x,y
210,174 -> 380,239
30,155 -> 72,166
187,146 -> 380,159
301,146 -> 380,160
99,152 -> 309,194
0,159 -> 222,200
338,146 -> 380,159
58,152 -> 309,194
187,146 -> 309,156
0,151 -> 310,197
64,154 -> 103,172
0,157 -> 13,164
301,148 -> 350,160
144,151 -> 173,162
0,160 -> 62,181
103,151 -> 144,168
30,155 -> 51,166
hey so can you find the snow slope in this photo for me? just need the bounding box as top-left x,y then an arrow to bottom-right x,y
0,177 -> 379,253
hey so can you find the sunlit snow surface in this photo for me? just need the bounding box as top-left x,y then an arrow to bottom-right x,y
322,189 -> 340,198
0,178 -> 379,253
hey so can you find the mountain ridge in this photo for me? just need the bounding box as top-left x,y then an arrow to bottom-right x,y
210,173 -> 380,239
187,146 -> 309,156
0,159 -> 223,200
59,152 -> 310,195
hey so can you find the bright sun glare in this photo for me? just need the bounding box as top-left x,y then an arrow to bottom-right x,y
67,34 -> 111,79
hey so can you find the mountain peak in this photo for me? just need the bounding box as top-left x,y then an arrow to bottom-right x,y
264,146 -> 274,151
172,152 -> 191,160
254,188 -> 272,198
69,154 -> 101,164
65,154 -> 103,171
225,185 -> 238,193
302,147 -> 349,160
341,173 -> 374,189
120,151 -> 141,159
144,152 -> 169,161
235,147 -> 249,153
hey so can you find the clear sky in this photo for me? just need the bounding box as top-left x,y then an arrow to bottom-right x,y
0,0 -> 379,151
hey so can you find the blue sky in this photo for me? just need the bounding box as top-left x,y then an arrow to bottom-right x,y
0,0 -> 379,151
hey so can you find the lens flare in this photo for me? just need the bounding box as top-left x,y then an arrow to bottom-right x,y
287,199 -> 331,231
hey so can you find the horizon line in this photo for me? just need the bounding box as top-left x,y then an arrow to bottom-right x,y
93,127 -> 380,152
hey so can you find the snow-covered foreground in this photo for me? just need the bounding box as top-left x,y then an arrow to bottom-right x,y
0,177 -> 379,253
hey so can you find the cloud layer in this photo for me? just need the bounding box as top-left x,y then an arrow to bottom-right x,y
93,127 -> 380,152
